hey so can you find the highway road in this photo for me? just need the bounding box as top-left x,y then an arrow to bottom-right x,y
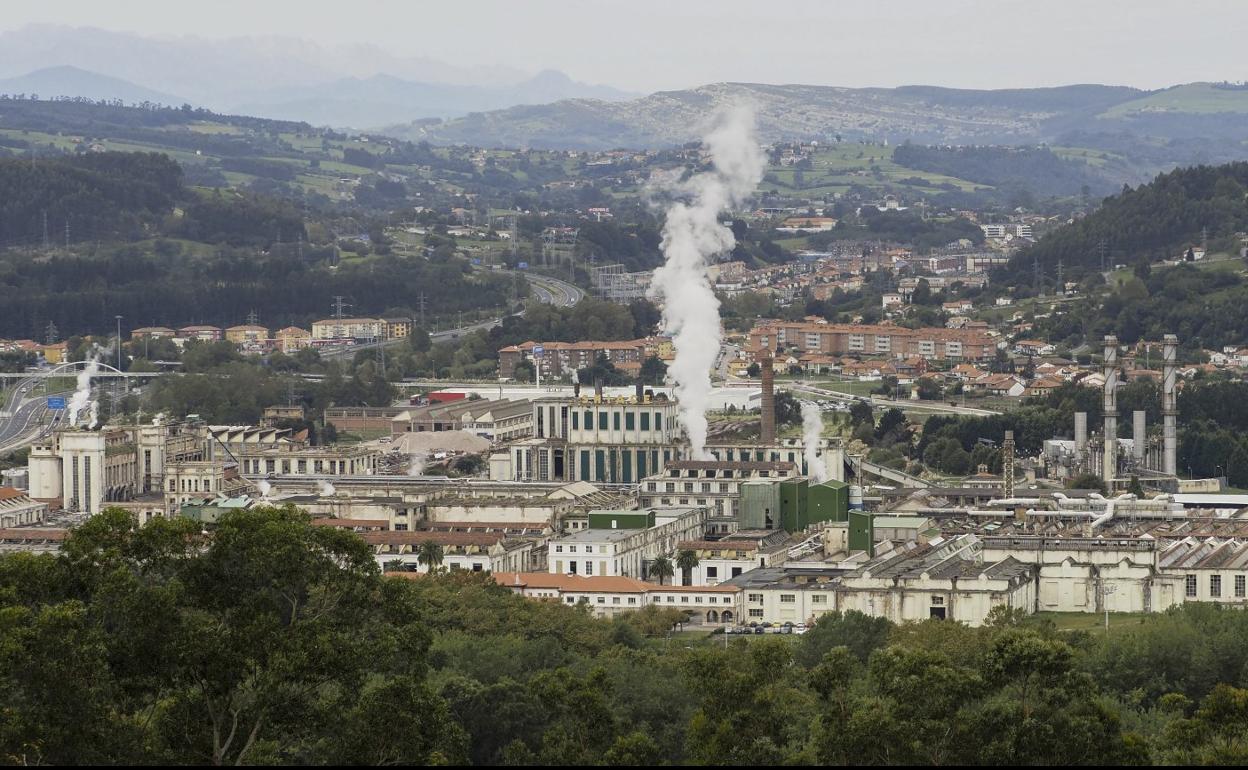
0,378 -> 67,453
791,381 -> 1001,417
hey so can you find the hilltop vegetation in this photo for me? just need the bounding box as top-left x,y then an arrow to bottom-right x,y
1006,162 -> 1248,286
892,144 -> 1121,198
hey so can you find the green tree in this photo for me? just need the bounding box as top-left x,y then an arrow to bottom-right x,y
418,540 -> 445,572
647,556 -> 674,585
675,549 -> 699,587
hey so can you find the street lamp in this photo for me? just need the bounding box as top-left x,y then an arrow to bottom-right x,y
1100,582 -> 1117,633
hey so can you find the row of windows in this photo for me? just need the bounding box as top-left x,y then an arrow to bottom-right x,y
1186,574 -> 1248,598
570,409 -> 665,432
749,592 -> 828,604
649,481 -> 733,493
553,544 -> 610,554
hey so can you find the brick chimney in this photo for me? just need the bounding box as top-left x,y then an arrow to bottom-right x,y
761,353 -> 776,444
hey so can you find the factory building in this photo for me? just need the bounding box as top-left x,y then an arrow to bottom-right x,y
547,507 -> 708,578
500,389 -> 682,484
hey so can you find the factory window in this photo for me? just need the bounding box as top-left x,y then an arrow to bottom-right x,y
1211,575 -> 1222,598
612,597 -> 621,604
597,597 -> 605,604
627,598 -> 637,605
931,596 -> 945,605
625,412 -> 635,430
640,413 -> 650,431
684,483 -> 694,493
749,609 -> 764,618
780,594 -> 795,603
1186,574 -> 1197,597
1238,575 -> 1246,598
702,483 -> 712,493
706,567 -> 718,578
598,411 -> 608,430
812,595 -> 826,604
647,483 -> 657,492
748,593 -> 763,603
555,545 -> 563,553
613,411 -> 621,431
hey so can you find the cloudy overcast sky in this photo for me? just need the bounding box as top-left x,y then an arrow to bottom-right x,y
2,0 -> 1243,92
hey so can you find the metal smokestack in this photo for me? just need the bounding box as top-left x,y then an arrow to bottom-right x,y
1133,410 -> 1146,464
1163,334 -> 1178,477
1074,411 -> 1088,472
1103,335 -> 1119,483
760,353 -> 776,444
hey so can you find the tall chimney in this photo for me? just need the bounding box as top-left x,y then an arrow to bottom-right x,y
1002,430 -> 1016,499
1133,410 -> 1146,465
1074,411 -> 1088,472
760,353 -> 776,444
1163,334 -> 1178,477
594,378 -> 603,403
635,379 -> 644,402
1103,335 -> 1119,483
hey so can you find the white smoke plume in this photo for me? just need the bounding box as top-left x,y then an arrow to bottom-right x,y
66,346 -> 108,428
256,480 -> 272,500
648,106 -> 764,458
316,480 -> 336,497
801,401 -> 829,483
408,451 -> 427,477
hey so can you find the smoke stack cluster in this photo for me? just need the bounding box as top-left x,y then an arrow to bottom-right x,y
760,353 -> 775,444
1163,334 -> 1178,477
1103,335 -> 1119,482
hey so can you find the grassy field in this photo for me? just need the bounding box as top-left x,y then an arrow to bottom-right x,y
758,143 -> 989,198
1101,83 -> 1248,118
1032,611 -> 1152,632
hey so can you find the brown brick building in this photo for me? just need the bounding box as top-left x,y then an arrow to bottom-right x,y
747,321 -> 995,362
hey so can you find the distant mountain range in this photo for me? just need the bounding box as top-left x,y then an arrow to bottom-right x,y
0,25 -> 635,128
233,70 -> 634,127
387,81 -> 1248,155
0,65 -> 186,106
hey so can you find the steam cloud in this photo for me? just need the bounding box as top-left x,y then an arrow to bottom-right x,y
648,106 -> 764,458
408,451 -> 427,477
801,401 -> 829,483
67,345 -> 111,428
316,480 -> 336,497
257,480 -> 272,500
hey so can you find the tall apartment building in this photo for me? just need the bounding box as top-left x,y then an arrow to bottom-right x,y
498,339 -> 651,380
747,321 -> 994,361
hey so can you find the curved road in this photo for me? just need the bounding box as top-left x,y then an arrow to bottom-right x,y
0,379 -> 67,453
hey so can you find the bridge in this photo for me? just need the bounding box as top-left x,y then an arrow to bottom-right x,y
847,456 -> 932,488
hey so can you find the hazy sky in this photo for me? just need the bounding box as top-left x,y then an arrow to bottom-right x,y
3,0 -> 1244,92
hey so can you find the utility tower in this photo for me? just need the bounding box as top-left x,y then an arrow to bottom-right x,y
331,296 -> 351,340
